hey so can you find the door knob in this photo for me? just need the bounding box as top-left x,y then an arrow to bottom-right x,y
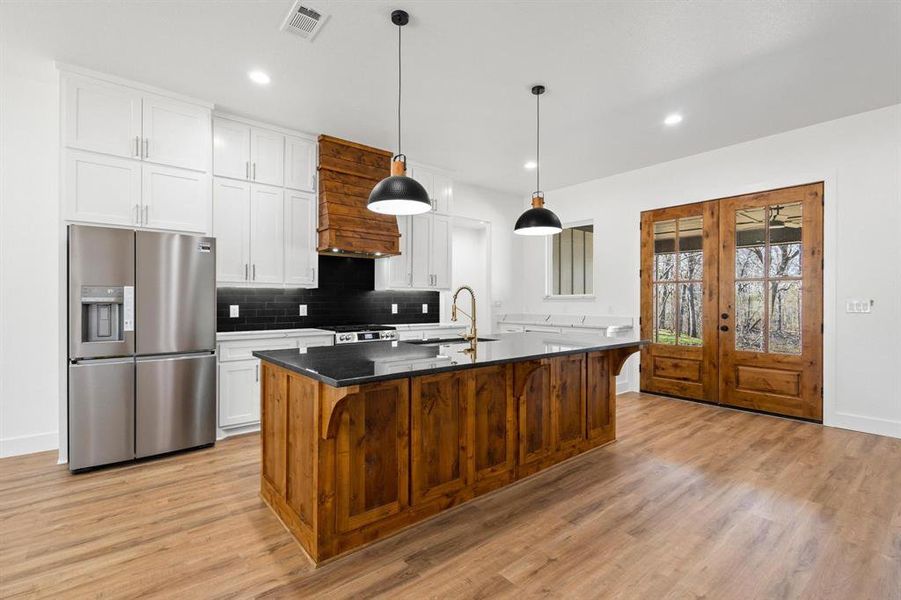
720,325 -> 729,332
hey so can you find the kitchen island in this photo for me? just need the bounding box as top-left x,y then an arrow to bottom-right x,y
253,332 -> 644,564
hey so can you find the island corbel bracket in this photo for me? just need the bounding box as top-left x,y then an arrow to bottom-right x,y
609,345 -> 641,376
320,384 -> 360,439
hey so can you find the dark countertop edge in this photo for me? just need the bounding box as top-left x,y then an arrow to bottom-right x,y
253,339 -> 648,388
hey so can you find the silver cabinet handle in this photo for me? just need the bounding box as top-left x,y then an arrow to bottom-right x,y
143,205 -> 149,225
252,162 -> 257,180
252,264 -> 256,280
245,161 -> 250,180
134,136 -> 140,158
143,138 -> 149,158
244,264 -> 249,280
255,364 -> 259,382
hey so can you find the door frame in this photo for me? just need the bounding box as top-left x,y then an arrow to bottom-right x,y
639,178 -> 832,422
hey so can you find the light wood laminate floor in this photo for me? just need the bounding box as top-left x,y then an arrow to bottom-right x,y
1,393 -> 899,599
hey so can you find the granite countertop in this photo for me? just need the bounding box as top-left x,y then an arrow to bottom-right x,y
254,331 -> 646,387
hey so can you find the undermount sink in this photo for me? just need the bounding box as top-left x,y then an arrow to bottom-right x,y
405,337 -> 498,345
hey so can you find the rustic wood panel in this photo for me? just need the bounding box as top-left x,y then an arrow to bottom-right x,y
472,365 -> 516,483
335,380 -> 409,533
586,351 -> 613,443
514,361 -> 552,468
411,372 -> 471,504
5,393 -> 897,598
261,363 -> 287,495
652,356 -> 703,382
551,354 -> 586,452
286,375 -> 317,529
317,134 -> 400,256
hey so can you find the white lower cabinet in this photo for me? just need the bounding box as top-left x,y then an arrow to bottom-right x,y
217,333 -> 332,431
218,359 -> 261,428
142,163 -> 210,233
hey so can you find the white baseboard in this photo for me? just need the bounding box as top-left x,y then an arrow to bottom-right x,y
216,422 -> 260,440
829,412 -> 901,439
0,431 -> 59,458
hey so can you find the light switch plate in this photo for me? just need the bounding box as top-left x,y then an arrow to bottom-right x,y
845,299 -> 873,313
422,303 -> 428,313
299,304 -> 307,316
229,305 -> 239,318
391,303 -> 398,314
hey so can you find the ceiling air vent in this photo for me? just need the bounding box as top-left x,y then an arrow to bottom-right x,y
281,2 -> 329,40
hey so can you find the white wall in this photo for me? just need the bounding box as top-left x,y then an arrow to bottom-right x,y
512,104 -> 901,439
449,224 -> 491,334
0,43 -> 63,456
442,183 -> 523,331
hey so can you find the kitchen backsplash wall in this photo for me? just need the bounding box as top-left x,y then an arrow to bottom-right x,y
216,255 -> 439,332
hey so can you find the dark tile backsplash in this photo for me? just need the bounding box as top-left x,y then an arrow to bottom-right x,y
217,255 -> 439,332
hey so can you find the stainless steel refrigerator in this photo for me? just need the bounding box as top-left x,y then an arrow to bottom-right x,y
68,225 -> 216,471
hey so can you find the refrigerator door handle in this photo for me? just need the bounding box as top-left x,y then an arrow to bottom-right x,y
136,351 -> 216,362
71,357 -> 135,366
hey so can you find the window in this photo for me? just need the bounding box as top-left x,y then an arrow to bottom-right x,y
652,216 -> 703,346
548,224 -> 594,296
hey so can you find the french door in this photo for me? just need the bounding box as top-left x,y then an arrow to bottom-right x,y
640,182 -> 824,421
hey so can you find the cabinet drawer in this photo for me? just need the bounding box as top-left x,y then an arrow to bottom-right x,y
296,335 -> 333,348
219,338 -> 295,362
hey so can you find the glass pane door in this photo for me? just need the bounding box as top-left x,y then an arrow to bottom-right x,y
652,216 -> 704,346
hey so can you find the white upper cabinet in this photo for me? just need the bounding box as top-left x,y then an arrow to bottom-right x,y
284,135 -> 317,192
142,93 -> 211,171
250,128 -> 284,187
61,68 -> 213,233
431,214 -> 452,289
410,213 -> 432,288
432,173 -> 454,214
64,75 -> 142,158
387,217 -> 411,288
408,165 -> 435,203
249,185 -> 284,284
65,150 -> 142,225
142,163 -> 210,233
213,118 -> 251,180
212,179 -> 251,284
284,190 -> 317,286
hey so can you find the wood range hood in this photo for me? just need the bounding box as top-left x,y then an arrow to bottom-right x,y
317,135 -> 400,258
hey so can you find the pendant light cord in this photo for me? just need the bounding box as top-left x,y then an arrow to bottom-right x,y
397,23 -> 402,159
536,91 -> 540,193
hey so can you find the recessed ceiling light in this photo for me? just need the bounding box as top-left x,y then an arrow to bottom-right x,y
664,113 -> 683,126
248,70 -> 271,85
524,161 -> 537,170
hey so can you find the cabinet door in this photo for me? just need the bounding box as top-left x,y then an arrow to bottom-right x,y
250,128 -> 285,187
430,214 -> 452,289
284,190 -> 316,286
249,185 -> 284,284
142,164 -> 210,233
63,75 -> 142,158
213,118 -> 251,180
284,135 -> 316,191
472,365 -> 515,484
551,354 -> 586,451
219,360 -> 261,428
410,213 -> 431,288
433,173 -> 453,214
586,351 -> 614,444
142,94 -> 211,172
212,178 -> 251,284
65,150 -> 142,226
411,371 -> 470,504
386,216 -> 411,287
515,360 -> 552,467
335,380 -> 409,533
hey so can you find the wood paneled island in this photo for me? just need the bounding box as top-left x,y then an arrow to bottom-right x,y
254,333 -> 643,564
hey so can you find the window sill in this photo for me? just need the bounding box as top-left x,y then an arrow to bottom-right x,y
543,294 -> 596,301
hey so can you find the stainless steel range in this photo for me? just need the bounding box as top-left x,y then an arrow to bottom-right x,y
320,324 -> 398,344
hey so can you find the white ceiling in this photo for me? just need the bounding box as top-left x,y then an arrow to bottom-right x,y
3,1 -> 900,195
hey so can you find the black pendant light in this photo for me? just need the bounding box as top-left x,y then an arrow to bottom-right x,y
514,85 -> 562,236
368,10 -> 432,216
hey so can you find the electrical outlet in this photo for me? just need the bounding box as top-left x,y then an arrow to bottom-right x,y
422,303 -> 428,314
229,305 -> 239,318
298,304 -> 307,316
391,303 -> 398,314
